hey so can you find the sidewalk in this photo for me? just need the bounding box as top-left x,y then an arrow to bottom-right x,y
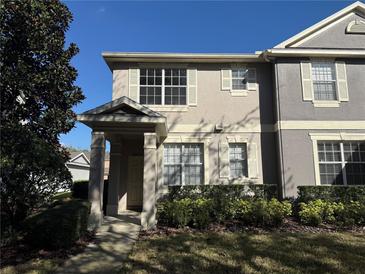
57,211 -> 141,274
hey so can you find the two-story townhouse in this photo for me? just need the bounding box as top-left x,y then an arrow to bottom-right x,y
78,2 -> 365,229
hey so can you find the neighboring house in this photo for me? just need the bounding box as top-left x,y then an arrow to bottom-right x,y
66,151 -> 110,181
78,2 -> 365,229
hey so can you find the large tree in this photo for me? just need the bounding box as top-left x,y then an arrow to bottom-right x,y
0,0 -> 84,228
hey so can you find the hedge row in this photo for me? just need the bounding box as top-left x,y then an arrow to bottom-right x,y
299,199 -> 365,226
158,198 -> 291,228
165,184 -> 278,201
297,186 -> 365,203
23,199 -> 90,249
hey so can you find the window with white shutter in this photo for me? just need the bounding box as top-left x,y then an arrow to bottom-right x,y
220,66 -> 257,95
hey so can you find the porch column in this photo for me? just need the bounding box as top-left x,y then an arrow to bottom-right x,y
106,138 -> 122,216
88,131 -> 106,230
141,133 -> 157,229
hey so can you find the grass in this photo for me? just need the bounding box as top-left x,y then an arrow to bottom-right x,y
0,258 -> 62,274
120,232 -> 365,274
52,191 -> 71,201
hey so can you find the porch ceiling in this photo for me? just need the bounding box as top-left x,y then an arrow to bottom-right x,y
77,97 -> 168,140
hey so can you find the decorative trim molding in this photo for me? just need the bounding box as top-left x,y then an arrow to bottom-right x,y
276,121 -> 365,130
168,123 -> 275,133
162,135 -> 210,185
310,132 -> 365,186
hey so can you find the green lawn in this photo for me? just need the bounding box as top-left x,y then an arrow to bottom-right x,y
120,232 -> 365,274
0,258 -> 62,274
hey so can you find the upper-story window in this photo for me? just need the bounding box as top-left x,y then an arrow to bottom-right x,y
300,60 -> 349,107
311,62 -> 337,101
231,68 -> 247,90
139,68 -> 187,105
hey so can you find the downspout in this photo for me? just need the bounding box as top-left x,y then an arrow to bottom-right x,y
263,50 -> 286,199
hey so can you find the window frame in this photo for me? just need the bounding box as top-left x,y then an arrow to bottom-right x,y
231,68 -> 248,92
163,143 -> 204,186
228,143 -> 248,179
311,133 -> 365,186
311,60 -> 338,102
139,68 -> 188,106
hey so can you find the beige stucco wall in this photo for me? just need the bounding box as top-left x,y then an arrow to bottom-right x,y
297,13 -> 365,49
110,62 -> 278,191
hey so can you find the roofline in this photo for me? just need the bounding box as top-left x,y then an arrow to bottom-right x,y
69,152 -> 90,165
274,1 -> 365,48
102,52 -> 266,68
264,48 -> 365,58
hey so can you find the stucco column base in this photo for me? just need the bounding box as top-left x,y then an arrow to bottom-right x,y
141,133 -> 157,230
106,205 -> 118,216
88,131 -> 106,230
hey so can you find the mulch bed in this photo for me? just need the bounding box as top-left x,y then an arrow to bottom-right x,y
140,218 -> 365,239
0,231 -> 95,268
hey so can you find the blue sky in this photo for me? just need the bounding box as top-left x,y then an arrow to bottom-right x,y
61,0 -> 354,150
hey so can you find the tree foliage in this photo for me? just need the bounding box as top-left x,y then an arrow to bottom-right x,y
0,0 -> 84,228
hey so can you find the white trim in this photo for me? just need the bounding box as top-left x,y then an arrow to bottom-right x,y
312,101 -> 340,108
264,48 -> 365,58
69,152 -> 90,165
168,123 -> 274,133
291,12 -> 354,47
146,105 -> 189,112
274,2 -> 365,48
310,133 -> 365,185
224,136 -> 259,181
346,19 -> 365,33
309,132 -> 365,141
276,121 -> 365,130
163,136 -> 211,185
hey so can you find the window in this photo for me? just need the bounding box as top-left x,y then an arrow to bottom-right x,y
229,143 -> 248,178
163,143 -> 203,185
139,68 -> 187,105
140,68 -> 162,105
311,62 -> 337,101
231,68 -> 248,90
318,141 -> 365,185
164,69 -> 187,105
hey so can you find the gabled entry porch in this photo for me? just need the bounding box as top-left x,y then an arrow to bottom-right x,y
77,97 -> 167,230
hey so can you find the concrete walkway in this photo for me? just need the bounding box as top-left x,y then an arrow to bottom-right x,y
57,211 -> 141,274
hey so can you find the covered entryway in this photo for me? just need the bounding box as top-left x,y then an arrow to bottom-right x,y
77,97 -> 167,230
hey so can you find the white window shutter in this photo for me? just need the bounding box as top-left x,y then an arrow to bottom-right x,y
300,61 -> 313,101
188,69 -> 197,106
221,69 -> 231,91
129,68 -> 139,102
248,143 -> 258,179
219,141 -> 229,178
247,68 -> 257,91
335,61 -> 349,102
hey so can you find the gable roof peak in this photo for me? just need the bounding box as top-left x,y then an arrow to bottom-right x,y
274,1 -> 365,49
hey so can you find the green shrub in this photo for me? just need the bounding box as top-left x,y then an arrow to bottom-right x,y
23,199 -> 90,249
157,198 -> 192,228
297,186 -> 365,203
159,197 -> 292,228
191,198 -> 213,229
248,198 -> 292,227
298,199 -> 344,226
166,184 -> 278,201
336,201 -> 365,226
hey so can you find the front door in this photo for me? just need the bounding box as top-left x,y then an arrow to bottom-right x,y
127,156 -> 143,210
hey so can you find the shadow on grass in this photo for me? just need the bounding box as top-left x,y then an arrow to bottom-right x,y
119,232 -> 365,274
